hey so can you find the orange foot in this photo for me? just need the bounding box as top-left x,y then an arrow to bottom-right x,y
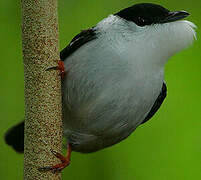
57,60 -> 66,79
46,60 -> 66,79
38,143 -> 71,173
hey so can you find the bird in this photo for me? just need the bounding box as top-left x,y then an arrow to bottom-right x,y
5,3 -> 196,172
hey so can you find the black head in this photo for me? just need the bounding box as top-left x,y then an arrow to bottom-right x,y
115,3 -> 190,26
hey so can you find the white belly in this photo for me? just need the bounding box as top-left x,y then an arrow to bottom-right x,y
62,37 -> 164,153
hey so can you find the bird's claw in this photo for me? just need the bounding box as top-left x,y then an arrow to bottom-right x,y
46,60 -> 66,79
38,166 -> 54,172
38,144 -> 71,173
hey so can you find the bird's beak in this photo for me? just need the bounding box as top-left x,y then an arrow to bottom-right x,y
160,11 -> 190,23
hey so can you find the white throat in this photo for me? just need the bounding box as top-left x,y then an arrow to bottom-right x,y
96,15 -> 197,67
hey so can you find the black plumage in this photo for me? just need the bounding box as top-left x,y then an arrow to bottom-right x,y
141,83 -> 167,125
60,28 -> 97,60
115,3 -> 170,26
5,121 -> 24,153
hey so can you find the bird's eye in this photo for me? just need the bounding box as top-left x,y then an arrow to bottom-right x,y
138,17 -> 145,23
135,16 -> 149,26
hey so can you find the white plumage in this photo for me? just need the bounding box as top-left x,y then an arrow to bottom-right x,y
62,15 -> 196,153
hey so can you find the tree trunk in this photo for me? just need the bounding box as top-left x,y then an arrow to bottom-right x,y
22,0 -> 62,179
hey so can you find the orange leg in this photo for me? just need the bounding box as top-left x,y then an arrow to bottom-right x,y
38,143 -> 71,173
57,60 -> 66,79
46,60 -> 66,79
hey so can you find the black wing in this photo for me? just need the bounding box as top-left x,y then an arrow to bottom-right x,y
141,82 -> 167,125
60,28 -> 97,61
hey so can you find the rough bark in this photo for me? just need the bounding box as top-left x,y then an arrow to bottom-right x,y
22,0 -> 62,179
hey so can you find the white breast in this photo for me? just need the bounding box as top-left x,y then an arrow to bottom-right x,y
61,15 -> 196,153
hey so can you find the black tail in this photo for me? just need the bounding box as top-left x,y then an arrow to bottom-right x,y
5,121 -> 24,153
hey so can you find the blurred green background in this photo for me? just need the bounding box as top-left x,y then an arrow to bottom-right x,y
0,0 -> 201,179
